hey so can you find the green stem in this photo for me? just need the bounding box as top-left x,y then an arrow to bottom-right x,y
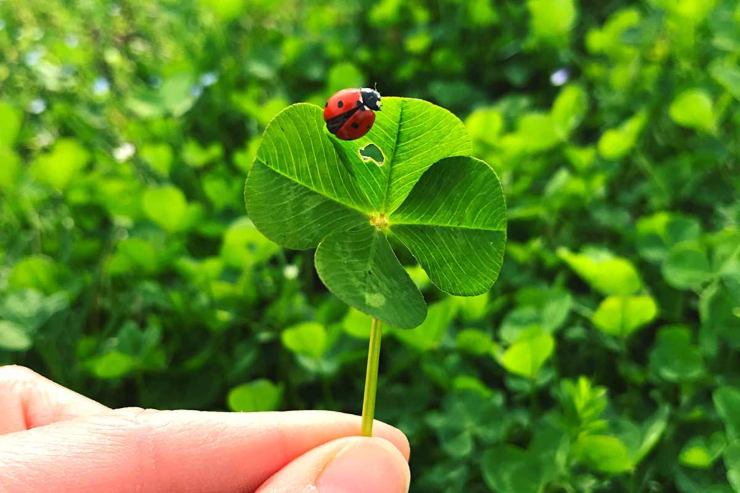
361,317 -> 383,437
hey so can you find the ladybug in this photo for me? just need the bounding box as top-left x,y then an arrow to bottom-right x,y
323,88 -> 382,140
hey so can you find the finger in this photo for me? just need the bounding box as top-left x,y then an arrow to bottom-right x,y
0,365 -> 109,434
256,436 -> 410,493
0,408 -> 410,493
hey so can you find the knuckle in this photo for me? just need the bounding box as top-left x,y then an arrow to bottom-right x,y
0,365 -> 41,386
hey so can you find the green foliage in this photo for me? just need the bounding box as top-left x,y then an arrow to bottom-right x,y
1,0 -> 738,491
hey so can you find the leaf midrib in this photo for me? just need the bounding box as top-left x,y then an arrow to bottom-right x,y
381,99 -> 404,213
390,221 -> 506,232
254,158 -> 370,216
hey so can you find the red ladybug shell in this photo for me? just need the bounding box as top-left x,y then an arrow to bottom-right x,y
336,108 -> 376,140
323,88 -> 381,140
324,88 -> 363,121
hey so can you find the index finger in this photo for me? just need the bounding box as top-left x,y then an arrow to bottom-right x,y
0,365 -> 109,434
0,408 -> 409,493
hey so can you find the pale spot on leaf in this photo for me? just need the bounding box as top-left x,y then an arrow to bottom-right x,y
365,292 -> 386,307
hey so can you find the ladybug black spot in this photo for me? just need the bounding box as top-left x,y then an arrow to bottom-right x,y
351,122 -> 359,129
324,101 -> 328,107
337,100 -> 344,108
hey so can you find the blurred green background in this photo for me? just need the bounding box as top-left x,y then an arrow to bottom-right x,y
1,0 -> 738,491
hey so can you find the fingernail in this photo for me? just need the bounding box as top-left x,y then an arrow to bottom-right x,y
316,439 -> 410,493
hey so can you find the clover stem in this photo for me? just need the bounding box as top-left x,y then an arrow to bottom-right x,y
360,316 -> 383,436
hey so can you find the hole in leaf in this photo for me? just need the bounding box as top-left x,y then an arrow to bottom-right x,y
359,143 -> 385,167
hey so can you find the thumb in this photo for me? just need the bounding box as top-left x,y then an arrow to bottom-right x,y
257,436 -> 410,493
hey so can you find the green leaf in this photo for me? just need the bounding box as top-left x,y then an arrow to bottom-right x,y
140,143 -> 173,176
455,293 -> 489,322
87,351 -> 137,379
669,89 -> 717,134
281,321 -> 328,358
245,161 -> 367,249
0,101 -> 22,147
709,59 -> 740,99
501,286 -> 572,343
700,280 -> 740,350
714,386 -> 740,440
551,84 -> 588,139
724,441 -> 740,492
391,298 -> 457,351
220,217 -> 279,269
592,295 -> 658,337
0,289 -> 69,331
574,434 -> 634,474
126,72 -> 198,119
0,320 -> 32,351
315,225 -> 426,328
30,138 -> 90,190
528,0 -> 577,43
560,376 -> 608,431
107,238 -> 161,276
482,444 -> 545,493
0,147 -> 20,189
650,325 -> 705,382
662,242 -> 714,290
636,212 -> 702,263
679,433 -> 726,469
142,185 -> 189,232
330,98 -> 472,213
341,307 -> 373,339
8,256 -> 62,294
496,327 -> 555,379
558,247 -> 642,296
634,406 -> 670,464
465,108 -> 504,148
514,112 -> 560,152
597,111 -> 646,160
391,156 -> 506,296
199,0 -> 246,21
227,379 -> 283,412
456,328 -> 494,355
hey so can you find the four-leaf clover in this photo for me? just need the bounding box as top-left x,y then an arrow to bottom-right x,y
245,97 -> 506,328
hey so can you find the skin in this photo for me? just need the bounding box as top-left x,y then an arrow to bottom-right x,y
0,365 -> 410,493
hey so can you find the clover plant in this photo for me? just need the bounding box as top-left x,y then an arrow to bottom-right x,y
245,97 -> 506,435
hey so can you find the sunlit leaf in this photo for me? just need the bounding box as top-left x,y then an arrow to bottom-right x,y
0,321 -> 32,351
495,327 -> 555,379
592,295 -> 658,337
227,379 -> 283,412
669,89 -> 717,134
558,247 -> 642,296
281,321 -> 328,358
573,434 -> 633,474
142,185 -> 189,232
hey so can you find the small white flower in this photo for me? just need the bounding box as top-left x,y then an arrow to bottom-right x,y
34,131 -> 54,147
113,142 -> 136,162
28,98 -> 46,114
24,48 -> 44,66
283,265 -> 299,280
550,68 -> 569,86
200,72 -> 218,87
93,77 -> 110,95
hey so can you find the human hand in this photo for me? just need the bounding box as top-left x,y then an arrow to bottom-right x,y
0,365 -> 410,492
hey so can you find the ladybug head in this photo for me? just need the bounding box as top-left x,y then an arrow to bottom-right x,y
360,88 -> 382,111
